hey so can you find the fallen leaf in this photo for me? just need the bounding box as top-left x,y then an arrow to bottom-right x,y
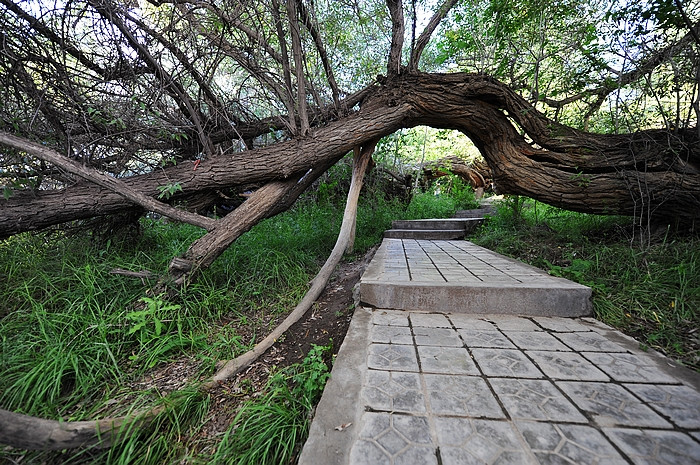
335,422 -> 352,432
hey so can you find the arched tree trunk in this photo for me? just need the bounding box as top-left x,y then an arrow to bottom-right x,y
1,72 -> 698,240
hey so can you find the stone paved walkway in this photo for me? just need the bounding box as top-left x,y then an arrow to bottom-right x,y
360,240 -> 591,316
299,241 -> 700,465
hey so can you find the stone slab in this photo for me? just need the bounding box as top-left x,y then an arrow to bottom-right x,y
360,239 -> 592,317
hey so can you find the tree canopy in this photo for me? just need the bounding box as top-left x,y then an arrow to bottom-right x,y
0,0 -> 698,239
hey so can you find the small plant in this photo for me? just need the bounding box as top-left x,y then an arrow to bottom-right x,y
127,295 -> 180,342
157,182 -> 183,199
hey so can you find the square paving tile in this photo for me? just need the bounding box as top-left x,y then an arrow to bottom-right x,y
417,346 -> 479,375
603,428 -> 700,465
434,417 -> 535,464
371,325 -> 414,344
582,352 -> 679,383
485,317 -> 541,331
489,378 -> 587,423
558,381 -> 672,428
458,329 -> 515,348
423,374 -> 505,418
363,370 -> 426,413
555,331 -> 628,352
373,310 -> 410,327
504,331 -> 570,351
471,348 -> 543,378
410,313 -> 452,328
448,315 -> 497,330
624,383 -> 700,428
516,421 -> 627,464
368,343 -> 419,372
531,317 -> 595,332
412,327 -> 462,347
349,412 -> 437,465
526,350 -> 610,381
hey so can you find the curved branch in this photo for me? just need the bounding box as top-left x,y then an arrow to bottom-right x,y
203,140 -> 377,386
2,73 -> 698,238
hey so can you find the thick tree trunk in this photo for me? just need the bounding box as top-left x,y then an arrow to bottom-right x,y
1,73 -> 698,239
204,141 -> 376,386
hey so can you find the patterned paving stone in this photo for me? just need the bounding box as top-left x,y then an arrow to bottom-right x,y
489,378 -> 587,423
516,421 -> 627,464
485,317 -> 541,331
604,428 -> 700,465
417,346 -> 480,375
410,313 -> 452,328
373,310 -> 410,327
558,381 -> 673,428
532,317 -> 596,332
412,327 -> 463,347
458,330 -> 516,348
349,412 -> 437,465
555,331 -> 629,352
624,383 -> 700,428
368,343 -> 419,372
363,370 -> 426,413
423,374 -> 505,418
471,348 -> 543,378
527,350 -> 610,381
448,315 -> 497,330
582,352 -> 679,383
504,331 -> 570,351
371,325 -> 414,344
434,417 -> 534,464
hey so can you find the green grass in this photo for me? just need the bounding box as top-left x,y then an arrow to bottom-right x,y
210,344 -> 331,465
471,197 -> 700,370
0,178 -> 414,463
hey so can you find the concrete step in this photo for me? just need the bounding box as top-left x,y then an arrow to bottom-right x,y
391,218 -> 476,230
360,239 -> 592,317
383,229 -> 466,240
454,205 -> 496,218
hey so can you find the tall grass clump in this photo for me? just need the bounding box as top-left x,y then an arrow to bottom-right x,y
211,344 -> 332,465
471,196 -> 699,369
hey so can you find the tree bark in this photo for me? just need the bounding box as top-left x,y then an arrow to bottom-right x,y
0,406 -> 160,450
203,140 -> 377,387
1,73 -> 698,239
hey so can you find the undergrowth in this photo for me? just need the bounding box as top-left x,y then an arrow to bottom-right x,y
0,173 -> 411,464
210,343 -> 332,465
471,196 -> 700,370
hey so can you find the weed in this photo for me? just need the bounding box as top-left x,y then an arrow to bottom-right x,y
211,344 -> 332,465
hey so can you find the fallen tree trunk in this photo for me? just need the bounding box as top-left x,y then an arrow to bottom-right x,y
0,406 -> 161,450
1,72 -> 698,239
422,156 -> 491,196
0,142 -> 377,451
203,141 -> 376,387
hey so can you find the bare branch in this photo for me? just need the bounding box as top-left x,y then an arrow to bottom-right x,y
286,0 -> 310,134
296,0 -> 341,108
386,0 -> 405,76
409,0 -> 459,72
